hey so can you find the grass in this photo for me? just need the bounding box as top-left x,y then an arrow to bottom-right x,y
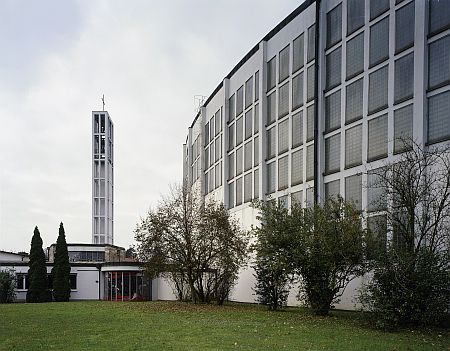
0,301 -> 449,351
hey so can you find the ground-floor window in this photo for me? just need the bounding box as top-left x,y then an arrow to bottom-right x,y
104,271 -> 151,301
15,273 -> 77,290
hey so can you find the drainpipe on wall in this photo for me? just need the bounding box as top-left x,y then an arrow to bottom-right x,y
313,0 -> 321,205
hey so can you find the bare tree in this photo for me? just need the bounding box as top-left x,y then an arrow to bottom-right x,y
134,184 -> 249,304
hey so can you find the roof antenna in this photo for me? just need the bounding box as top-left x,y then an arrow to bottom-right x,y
101,94 -> 105,111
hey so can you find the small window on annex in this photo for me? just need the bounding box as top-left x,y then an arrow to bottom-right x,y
368,114 -> 388,162
394,104 -> 413,153
325,133 -> 341,174
345,173 -> 362,211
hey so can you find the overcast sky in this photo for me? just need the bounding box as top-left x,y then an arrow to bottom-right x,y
0,0 -> 303,252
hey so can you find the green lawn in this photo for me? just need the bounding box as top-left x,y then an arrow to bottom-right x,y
0,301 -> 448,351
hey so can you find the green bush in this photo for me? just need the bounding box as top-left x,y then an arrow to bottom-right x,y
0,270 -> 16,303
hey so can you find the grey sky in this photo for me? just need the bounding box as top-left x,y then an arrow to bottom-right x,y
0,0 -> 303,252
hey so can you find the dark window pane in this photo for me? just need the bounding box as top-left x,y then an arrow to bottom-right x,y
394,53 -> 414,103
327,3 -> 342,48
267,161 -> 276,194
236,117 -> 243,146
228,182 -> 234,208
236,147 -> 243,175
278,156 -> 289,190
307,24 -> 316,62
267,92 -> 276,125
346,78 -> 364,123
325,179 -> 340,199
292,111 -> 303,148
368,65 -> 388,114
293,34 -> 304,72
370,16 -> 389,67
326,47 -> 342,90
307,104 -> 315,142
325,133 -> 341,174
244,140 -> 252,171
429,0 -> 450,35
346,32 -> 364,79
291,149 -> 303,185
278,82 -> 290,118
278,119 -> 289,154
368,114 -> 388,161
307,64 -> 316,102
345,124 -> 362,167
254,169 -> 259,199
394,104 -> 413,153
347,0 -> 365,34
306,144 -> 314,181
245,109 -> 253,140
428,35 -> 450,90
325,90 -> 341,132
428,91 -> 450,143
279,45 -> 290,83
292,72 -> 304,111
395,1 -> 415,53
267,56 -> 276,91
244,173 -> 252,203
236,177 -> 243,206
267,127 -> 276,159
245,76 -> 253,108
228,94 -> 235,122
370,0 -> 389,20
255,71 -> 260,102
345,174 -> 362,211
236,86 -> 244,116
254,105 -> 259,134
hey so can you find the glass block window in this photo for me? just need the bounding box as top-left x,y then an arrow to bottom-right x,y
244,140 -> 252,172
255,71 -> 260,102
236,86 -> 244,116
369,65 -> 388,114
228,123 -> 234,151
215,135 -> 221,162
236,146 -> 243,176
293,34 -> 304,73
254,168 -> 259,199
394,53 -> 414,103
236,117 -> 243,146
210,142 -> 215,166
278,156 -> 289,190
254,136 -> 260,166
267,92 -> 276,125
244,173 -> 252,203
292,111 -> 303,148
307,64 -> 316,102
306,187 -> 314,207
215,110 -> 221,135
292,190 -> 303,206
267,127 -> 276,159
204,172 -> 209,194
306,144 -> 314,181
228,94 -> 235,122
395,1 -> 415,53
325,133 -> 341,174
346,78 -> 363,123
291,149 -> 303,186
345,124 -> 362,168
267,56 -> 276,91
204,122 -> 209,146
245,76 -> 253,108
278,119 -> 289,154
345,173 -> 362,211
347,0 -> 365,35
267,161 -> 276,194
279,45 -> 290,83
215,162 -> 222,188
428,35 -> 450,91
307,24 -> 316,62
307,105 -> 315,142
325,179 -> 340,200
278,195 -> 288,209
208,168 -> 214,191
205,146 -> 209,170
228,152 -> 234,180
429,0 -> 450,35
325,90 -> 341,132
278,82 -> 290,118
326,47 -> 341,90
327,3 -> 342,48
367,169 -> 387,212
228,181 -> 234,209
370,0 -> 389,20
368,114 -> 388,161
245,109 -> 253,140
292,72 -> 304,111
394,104 -> 413,153
210,119 -> 214,143
428,91 -> 450,144
236,177 -> 243,206
254,105 -> 260,133
367,214 -> 387,251
370,17 -> 389,67
346,32 -> 364,79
